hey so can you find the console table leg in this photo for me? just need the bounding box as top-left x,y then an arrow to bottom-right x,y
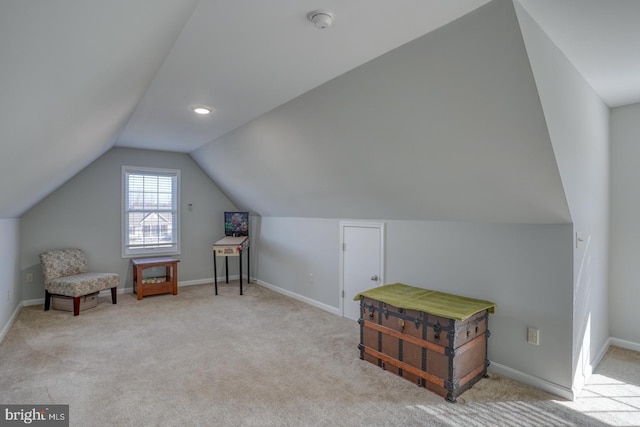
213,252 -> 218,295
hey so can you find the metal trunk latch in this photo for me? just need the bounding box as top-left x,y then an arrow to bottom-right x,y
433,323 -> 442,341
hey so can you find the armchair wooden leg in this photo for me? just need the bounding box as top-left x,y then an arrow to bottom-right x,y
73,297 -> 80,316
110,287 -> 117,304
44,290 -> 51,311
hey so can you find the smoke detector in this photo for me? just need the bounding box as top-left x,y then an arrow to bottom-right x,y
308,9 -> 334,29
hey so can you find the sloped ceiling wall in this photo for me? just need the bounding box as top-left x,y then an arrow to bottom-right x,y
1,0 -> 571,225
192,0 -> 570,223
0,0 -> 198,218
515,0 -> 610,388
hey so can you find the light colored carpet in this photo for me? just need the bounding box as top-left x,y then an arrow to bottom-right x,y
1,282 -> 638,426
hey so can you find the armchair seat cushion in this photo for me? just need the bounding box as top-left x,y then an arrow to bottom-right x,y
48,272 -> 119,297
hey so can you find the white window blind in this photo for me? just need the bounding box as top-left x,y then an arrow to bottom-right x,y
122,166 -> 180,257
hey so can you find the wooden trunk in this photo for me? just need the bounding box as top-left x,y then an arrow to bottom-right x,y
358,295 -> 490,402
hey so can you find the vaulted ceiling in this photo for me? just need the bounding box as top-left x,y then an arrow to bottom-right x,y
1,0 -> 639,221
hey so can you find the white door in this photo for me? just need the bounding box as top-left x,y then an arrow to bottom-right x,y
341,222 -> 384,320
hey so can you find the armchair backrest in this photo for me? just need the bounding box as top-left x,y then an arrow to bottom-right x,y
39,249 -> 89,285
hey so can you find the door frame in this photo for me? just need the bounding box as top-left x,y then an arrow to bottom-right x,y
339,221 -> 385,318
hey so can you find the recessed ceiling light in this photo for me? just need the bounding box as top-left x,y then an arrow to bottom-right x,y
191,105 -> 212,115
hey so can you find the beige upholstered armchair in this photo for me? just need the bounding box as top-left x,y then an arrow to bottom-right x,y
40,249 -> 118,316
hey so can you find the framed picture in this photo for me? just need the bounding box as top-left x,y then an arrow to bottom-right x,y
224,212 -> 249,236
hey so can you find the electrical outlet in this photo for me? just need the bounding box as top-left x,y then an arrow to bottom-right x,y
26,273 -> 33,283
527,327 -> 539,346
308,273 -> 314,284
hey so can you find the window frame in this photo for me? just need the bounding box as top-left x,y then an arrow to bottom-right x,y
121,166 -> 181,258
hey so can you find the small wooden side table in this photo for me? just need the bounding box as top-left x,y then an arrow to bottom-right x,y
131,257 -> 180,300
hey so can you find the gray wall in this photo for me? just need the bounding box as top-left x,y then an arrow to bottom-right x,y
257,217 -> 574,392
0,219 -> 21,336
20,147 -> 237,300
386,221 -> 573,390
192,0 -> 570,225
257,217 -> 340,308
610,102 -> 640,346
516,1 -> 611,393
189,0 -> 584,396
5,0 -> 617,401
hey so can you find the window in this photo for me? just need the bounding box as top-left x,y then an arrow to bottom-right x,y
122,166 -> 180,257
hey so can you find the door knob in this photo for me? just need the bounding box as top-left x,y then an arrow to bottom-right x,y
371,275 -> 379,281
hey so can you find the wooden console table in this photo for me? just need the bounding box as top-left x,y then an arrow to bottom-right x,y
131,257 -> 180,300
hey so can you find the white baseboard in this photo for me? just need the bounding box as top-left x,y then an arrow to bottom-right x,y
7,279 -> 640,401
0,303 -> 22,344
255,279 -> 340,316
610,337 -> 640,353
571,337 -> 611,397
248,279 -> 629,402
23,288 -> 132,306
592,337 -> 612,374
489,361 -> 575,401
93,288 -> 132,298
179,276 -> 247,288
23,277 -> 240,305
178,278 -> 213,287
93,277 -> 233,295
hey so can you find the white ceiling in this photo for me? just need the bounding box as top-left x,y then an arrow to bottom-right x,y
115,0 -> 493,153
1,0 -> 640,218
117,0 -> 640,155
518,0 -> 640,108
